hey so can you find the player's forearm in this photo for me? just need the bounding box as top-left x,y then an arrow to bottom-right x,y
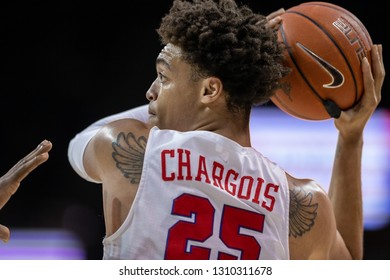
0,187 -> 12,209
328,133 -> 364,259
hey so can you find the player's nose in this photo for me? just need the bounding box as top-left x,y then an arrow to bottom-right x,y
146,78 -> 160,101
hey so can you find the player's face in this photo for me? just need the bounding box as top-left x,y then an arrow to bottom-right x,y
146,43 -> 204,131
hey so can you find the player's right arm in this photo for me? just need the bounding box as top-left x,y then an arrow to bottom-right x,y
82,118 -> 151,236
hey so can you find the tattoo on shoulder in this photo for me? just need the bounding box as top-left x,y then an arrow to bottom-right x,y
112,131 -> 147,184
289,188 -> 318,238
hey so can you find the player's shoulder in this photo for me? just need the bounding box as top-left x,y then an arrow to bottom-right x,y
96,118 -> 151,141
286,173 -> 331,218
286,173 -> 338,259
85,119 -> 151,179
286,173 -> 327,198
90,119 -> 151,162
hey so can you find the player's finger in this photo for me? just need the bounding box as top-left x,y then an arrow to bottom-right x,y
7,140 -> 52,182
0,224 -> 10,243
371,44 -> 385,101
266,8 -> 285,21
19,140 -> 52,164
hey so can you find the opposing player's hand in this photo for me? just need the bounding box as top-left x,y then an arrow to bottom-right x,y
0,140 -> 52,242
335,44 -> 385,139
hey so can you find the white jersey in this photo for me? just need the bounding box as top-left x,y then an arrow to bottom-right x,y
103,127 -> 290,260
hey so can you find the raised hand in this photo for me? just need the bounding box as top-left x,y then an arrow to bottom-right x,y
0,140 -> 52,242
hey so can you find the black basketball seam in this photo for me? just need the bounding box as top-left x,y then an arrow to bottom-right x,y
279,23 -> 323,103
276,24 -> 328,120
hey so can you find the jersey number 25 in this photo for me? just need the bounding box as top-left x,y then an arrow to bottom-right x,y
164,193 -> 265,259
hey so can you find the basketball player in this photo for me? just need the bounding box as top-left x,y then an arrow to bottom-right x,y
68,0 -> 385,259
0,139 -> 52,243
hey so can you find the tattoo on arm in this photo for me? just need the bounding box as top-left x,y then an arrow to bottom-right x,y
289,188 -> 318,238
112,131 -> 147,184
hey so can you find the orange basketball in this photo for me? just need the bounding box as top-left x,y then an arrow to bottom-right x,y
271,2 -> 373,120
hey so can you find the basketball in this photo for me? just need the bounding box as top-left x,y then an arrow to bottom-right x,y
271,2 -> 373,120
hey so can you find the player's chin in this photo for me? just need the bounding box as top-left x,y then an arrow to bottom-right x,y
147,115 -> 159,127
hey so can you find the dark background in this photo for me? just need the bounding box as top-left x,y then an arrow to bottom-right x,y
1,0 -> 388,259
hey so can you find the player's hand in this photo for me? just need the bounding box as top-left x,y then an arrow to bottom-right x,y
335,44 -> 385,140
256,8 -> 285,30
0,140 -> 52,243
266,8 -> 285,30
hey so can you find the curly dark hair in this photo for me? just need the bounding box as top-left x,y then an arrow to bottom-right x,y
157,0 -> 290,115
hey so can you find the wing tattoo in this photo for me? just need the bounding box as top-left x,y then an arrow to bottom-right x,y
289,188 -> 318,238
112,132 -> 147,184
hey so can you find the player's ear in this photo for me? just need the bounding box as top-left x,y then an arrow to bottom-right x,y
201,77 -> 223,104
